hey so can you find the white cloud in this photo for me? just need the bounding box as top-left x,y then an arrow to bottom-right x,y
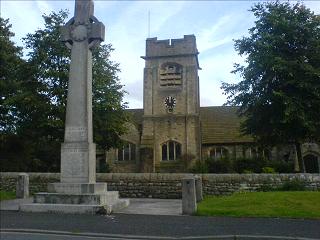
199,47 -> 245,106
304,1 -> 320,14
122,80 -> 143,108
2,0 -> 319,109
197,15 -> 232,52
104,1 -> 186,108
1,1 -> 43,48
35,0 -> 53,14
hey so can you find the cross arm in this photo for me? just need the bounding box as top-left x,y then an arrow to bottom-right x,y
61,25 -> 73,49
88,21 -> 105,49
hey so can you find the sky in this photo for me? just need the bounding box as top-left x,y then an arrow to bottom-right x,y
1,0 -> 320,109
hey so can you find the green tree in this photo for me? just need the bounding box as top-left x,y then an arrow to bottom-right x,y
222,2 -> 320,172
0,17 -> 31,171
1,11 -> 128,171
92,45 -> 128,150
0,17 -> 24,132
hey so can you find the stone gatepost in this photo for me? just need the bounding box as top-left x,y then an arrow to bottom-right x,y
182,177 -> 197,215
194,175 -> 203,202
16,173 -> 29,199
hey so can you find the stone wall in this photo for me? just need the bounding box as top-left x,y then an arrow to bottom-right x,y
1,173 -> 319,198
201,174 -> 320,195
99,173 -> 185,198
106,122 -> 141,173
0,173 -> 60,195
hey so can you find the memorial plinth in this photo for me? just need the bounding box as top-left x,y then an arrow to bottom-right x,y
20,0 -> 129,214
21,178 -> 128,214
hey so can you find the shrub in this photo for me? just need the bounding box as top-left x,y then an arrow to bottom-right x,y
181,153 -> 196,170
270,161 -> 294,173
98,162 -> 111,173
206,158 -> 234,173
262,167 -> 276,173
259,184 -> 276,192
190,156 -> 295,174
189,160 -> 209,173
234,157 -> 267,173
277,179 -> 306,191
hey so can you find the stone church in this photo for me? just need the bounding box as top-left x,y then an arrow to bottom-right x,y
104,35 -> 320,173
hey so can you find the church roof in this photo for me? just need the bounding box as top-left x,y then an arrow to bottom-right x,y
125,106 -> 253,145
126,108 -> 144,125
200,106 -> 253,144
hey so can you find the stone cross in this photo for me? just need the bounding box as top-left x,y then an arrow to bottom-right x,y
60,0 -> 105,183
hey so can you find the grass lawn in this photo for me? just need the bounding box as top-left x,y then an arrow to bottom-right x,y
0,191 -> 16,201
197,191 -> 320,219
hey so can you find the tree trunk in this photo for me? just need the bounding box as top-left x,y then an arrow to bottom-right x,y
293,145 -> 300,173
295,142 -> 305,173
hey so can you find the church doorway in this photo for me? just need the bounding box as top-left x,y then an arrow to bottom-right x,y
303,154 -> 320,173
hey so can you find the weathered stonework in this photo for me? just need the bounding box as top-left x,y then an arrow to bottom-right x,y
182,177 -> 197,215
141,35 -> 201,171
107,123 -> 140,173
19,0 -> 129,214
104,35 -> 320,174
2,173 -> 319,199
107,35 -> 202,173
16,173 -> 29,199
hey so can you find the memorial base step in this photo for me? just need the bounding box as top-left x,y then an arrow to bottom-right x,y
20,182 -> 129,214
48,182 -> 108,194
20,199 -> 129,214
34,191 -> 119,205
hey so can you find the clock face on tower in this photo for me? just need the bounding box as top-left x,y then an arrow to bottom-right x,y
164,96 -> 176,112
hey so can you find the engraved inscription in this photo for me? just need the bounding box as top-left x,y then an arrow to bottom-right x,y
61,149 -> 87,177
65,127 -> 87,141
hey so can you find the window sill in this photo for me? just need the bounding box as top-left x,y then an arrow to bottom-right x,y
114,161 -> 136,164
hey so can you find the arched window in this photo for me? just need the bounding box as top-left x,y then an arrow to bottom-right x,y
117,142 -> 136,161
303,154 -> 319,173
161,141 -> 181,161
209,147 -> 229,160
243,146 -> 257,158
262,148 -> 271,160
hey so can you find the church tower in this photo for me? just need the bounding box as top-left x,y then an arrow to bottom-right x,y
140,35 -> 201,172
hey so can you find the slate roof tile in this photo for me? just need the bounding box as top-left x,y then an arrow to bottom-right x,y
125,106 -> 253,144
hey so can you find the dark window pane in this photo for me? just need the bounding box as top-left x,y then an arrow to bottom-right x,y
216,148 -> 222,159
264,149 -> 271,160
162,144 -> 167,161
242,147 -> 246,158
169,141 -> 174,160
252,148 -> 257,158
124,144 -> 129,160
222,148 -> 229,158
131,144 -> 136,161
118,148 -> 123,161
210,149 -> 215,158
176,143 -> 181,159
304,154 -> 319,173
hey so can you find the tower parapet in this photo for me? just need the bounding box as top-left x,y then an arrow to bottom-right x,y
143,35 -> 199,59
